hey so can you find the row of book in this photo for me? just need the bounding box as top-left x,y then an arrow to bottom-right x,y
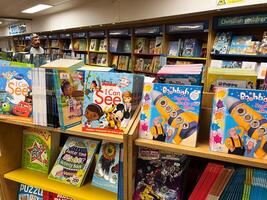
134,148 -> 189,200
89,53 -> 108,66
73,39 -> 87,51
134,37 -> 163,54
134,56 -> 163,73
18,184 -> 73,200
90,38 -> 107,52
212,31 -> 267,55
189,163 -> 267,200
168,38 -> 206,57
111,55 -> 132,71
21,127 -> 123,194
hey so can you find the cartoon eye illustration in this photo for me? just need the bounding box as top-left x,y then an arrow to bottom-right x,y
250,120 -> 260,129
176,116 -> 184,124
236,107 -> 246,116
165,106 -> 172,113
171,111 -> 177,118
182,122 -> 189,129
160,99 -> 167,107
244,114 -> 253,122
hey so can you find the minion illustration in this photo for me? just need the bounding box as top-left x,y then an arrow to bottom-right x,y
225,96 -> 267,158
151,90 -> 198,144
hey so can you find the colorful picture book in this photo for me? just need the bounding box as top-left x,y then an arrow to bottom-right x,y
92,141 -> 120,193
182,38 -> 202,57
99,39 -> 107,52
89,39 -> 100,51
210,60 -> 257,70
43,192 -> 73,200
210,87 -> 267,159
21,128 -> 60,174
48,136 -> 99,187
17,184 -> 43,200
206,68 -> 257,92
228,35 -> 253,55
0,63 -> 33,122
212,32 -> 232,54
117,56 -> 129,70
109,38 -> 119,52
134,148 -> 189,200
139,83 -> 203,147
82,71 -> 144,134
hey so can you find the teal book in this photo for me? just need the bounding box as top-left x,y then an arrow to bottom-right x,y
48,136 -> 99,187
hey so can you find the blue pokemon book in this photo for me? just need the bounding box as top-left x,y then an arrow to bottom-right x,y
139,83 -> 203,147
210,87 -> 267,159
92,141 -> 120,193
82,71 -> 144,134
0,64 -> 33,122
17,184 -> 43,200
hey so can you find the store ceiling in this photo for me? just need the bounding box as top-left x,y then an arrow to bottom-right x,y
0,0 -> 88,27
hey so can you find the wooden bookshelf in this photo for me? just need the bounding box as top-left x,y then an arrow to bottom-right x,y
89,50 -> 107,53
4,168 -> 117,200
167,56 -> 207,61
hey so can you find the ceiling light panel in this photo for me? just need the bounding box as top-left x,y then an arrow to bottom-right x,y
22,4 -> 53,14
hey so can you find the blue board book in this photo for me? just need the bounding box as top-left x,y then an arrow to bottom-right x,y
0,64 -> 33,122
210,87 -> 267,159
17,184 -> 43,200
92,141 -> 120,193
139,83 -> 203,147
82,71 -> 144,134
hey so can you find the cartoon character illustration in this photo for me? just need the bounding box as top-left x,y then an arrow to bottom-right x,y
151,90 -> 198,144
117,77 -> 131,88
243,135 -> 262,158
225,96 -> 267,158
122,91 -> 132,113
113,103 -> 131,130
1,102 -> 11,113
150,116 -> 165,142
12,101 -> 32,117
140,185 -> 161,200
84,103 -> 104,128
225,127 -> 245,156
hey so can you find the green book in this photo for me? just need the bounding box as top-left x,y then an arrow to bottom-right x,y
21,128 -> 60,174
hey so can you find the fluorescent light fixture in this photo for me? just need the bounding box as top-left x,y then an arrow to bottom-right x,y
22,4 -> 53,14
0,21 -> 2,24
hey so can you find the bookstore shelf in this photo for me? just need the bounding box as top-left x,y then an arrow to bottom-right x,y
211,53 -> 267,62
73,50 -> 88,53
167,56 -> 207,61
134,138 -> 267,170
4,168 -> 117,200
110,52 -> 131,55
50,47 -> 60,49
89,50 -> 107,53
134,53 -> 161,56
0,119 -> 124,143
89,63 -> 108,67
61,49 -> 72,51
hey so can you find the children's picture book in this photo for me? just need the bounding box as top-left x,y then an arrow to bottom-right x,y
245,41 -> 260,55
210,87 -> 267,159
92,141 -> 120,193
109,38 -> 119,52
0,63 -> 33,122
139,83 -> 202,147
228,35 -> 253,55
134,58 -> 144,71
82,71 -> 144,134
79,39 -> 87,51
99,39 -> 107,52
182,38 -> 202,57
54,70 -> 84,129
149,39 -> 156,54
43,192 -> 73,200
22,128 -> 60,174
118,56 -> 129,70
212,32 -> 232,54
154,37 -> 163,54
17,184 -> 43,200
168,41 -> 179,56
135,38 -> 149,54
122,40 -> 131,53
89,39 -> 100,51
111,55 -> 119,69
134,148 -> 189,200
49,136 -> 99,187
258,62 -> 267,79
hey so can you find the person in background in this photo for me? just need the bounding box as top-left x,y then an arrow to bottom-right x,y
26,33 -> 44,55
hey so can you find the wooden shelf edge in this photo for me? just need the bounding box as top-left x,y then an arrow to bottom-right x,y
0,119 -> 123,143
134,138 -> 267,169
167,56 -> 207,60
4,168 -> 117,200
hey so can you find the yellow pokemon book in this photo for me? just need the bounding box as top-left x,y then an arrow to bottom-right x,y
139,83 -> 203,147
48,136 -> 99,187
205,68 -> 257,92
210,87 -> 267,159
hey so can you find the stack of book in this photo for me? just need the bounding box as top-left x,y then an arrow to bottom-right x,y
156,64 -> 203,85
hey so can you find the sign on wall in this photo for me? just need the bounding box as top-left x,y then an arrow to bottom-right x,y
216,0 -> 245,6
8,23 -> 27,35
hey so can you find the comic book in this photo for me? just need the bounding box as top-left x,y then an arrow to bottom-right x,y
82,71 -> 144,134
210,87 -> 267,159
21,128 -> 60,174
48,136 -> 99,187
139,83 -> 202,147
92,141 -> 120,193
17,184 -> 43,200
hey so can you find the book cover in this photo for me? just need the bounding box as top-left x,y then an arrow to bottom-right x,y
168,41 -> 179,56
17,184 -> 43,200
212,32 -> 232,54
0,64 -> 33,122
222,61 -> 242,68
100,54 -> 107,66
54,70 -> 84,129
134,38 -> 149,54
82,71 -> 144,134
92,141 -> 120,193
122,40 -> 131,53
109,38 -> 119,52
149,39 -> 156,54
210,87 -> 267,159
154,37 -> 163,54
96,54 -> 103,65
259,31 -> 267,55
111,55 -> 119,69
48,136 -> 99,187
89,53 -> 98,65
139,83 -> 202,147
89,39 -> 100,51
22,128 -> 59,174
79,39 -> 87,51
182,39 -> 202,57
118,56 -> 129,70
134,58 -> 144,71
228,35 -> 253,55
43,192 -> 73,200
73,40 -> 80,51
143,58 -> 153,72
245,41 -> 260,55
99,39 -> 107,52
